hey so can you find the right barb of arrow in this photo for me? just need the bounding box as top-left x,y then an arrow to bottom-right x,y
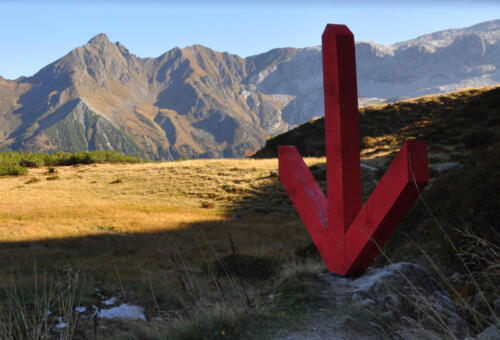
278,24 -> 428,276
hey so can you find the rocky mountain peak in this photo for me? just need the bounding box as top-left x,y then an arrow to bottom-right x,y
394,18 -> 500,52
87,33 -> 112,48
115,41 -> 131,57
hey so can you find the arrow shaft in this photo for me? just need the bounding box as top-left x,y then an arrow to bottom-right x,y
323,25 -> 362,273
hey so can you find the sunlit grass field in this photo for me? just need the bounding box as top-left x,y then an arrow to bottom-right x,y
0,158 -> 332,265
0,158 -> 333,338
0,158 -> 326,242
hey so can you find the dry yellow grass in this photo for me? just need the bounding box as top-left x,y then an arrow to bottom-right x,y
1,163 -> 224,242
0,158 -> 330,340
0,158 -> 325,272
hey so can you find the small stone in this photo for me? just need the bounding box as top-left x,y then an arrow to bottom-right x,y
474,291 -> 486,305
360,298 -> 376,310
75,306 -> 86,313
56,317 -> 68,329
350,263 -> 467,337
436,162 -> 460,172
449,272 -> 461,283
103,297 -> 117,306
351,292 -> 363,302
55,322 -> 68,329
477,325 -> 500,340
381,310 -> 394,319
493,298 -> 500,312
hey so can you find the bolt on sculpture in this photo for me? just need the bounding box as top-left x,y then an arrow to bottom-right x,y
278,24 -> 429,276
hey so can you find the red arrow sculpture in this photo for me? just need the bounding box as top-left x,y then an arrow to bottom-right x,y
278,24 -> 428,276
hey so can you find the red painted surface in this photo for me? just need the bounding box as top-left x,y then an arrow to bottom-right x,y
278,24 -> 428,276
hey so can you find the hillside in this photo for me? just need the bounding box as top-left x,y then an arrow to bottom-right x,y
0,85 -> 499,338
254,85 -> 500,163
0,19 -> 499,159
252,85 -> 500,336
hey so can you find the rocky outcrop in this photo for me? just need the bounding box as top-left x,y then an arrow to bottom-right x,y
347,263 -> 467,339
271,263 -> 467,340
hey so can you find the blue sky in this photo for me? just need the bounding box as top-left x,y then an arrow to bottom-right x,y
0,1 -> 499,80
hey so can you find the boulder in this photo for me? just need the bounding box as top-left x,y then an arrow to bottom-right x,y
328,263 -> 467,338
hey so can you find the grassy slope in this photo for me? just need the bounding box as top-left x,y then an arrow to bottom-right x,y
253,85 -> 500,334
254,85 -> 500,162
252,85 -> 500,274
0,86 -> 499,338
0,158 -> 326,339
251,85 -> 500,263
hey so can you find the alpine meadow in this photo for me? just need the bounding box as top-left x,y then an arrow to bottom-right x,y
0,14 -> 499,340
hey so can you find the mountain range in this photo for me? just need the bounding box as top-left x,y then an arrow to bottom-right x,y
0,19 -> 499,160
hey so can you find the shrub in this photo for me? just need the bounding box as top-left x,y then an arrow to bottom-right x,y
0,164 -> 28,176
0,151 -> 143,168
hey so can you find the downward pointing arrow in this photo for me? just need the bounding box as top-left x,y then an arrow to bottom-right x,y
278,24 -> 428,276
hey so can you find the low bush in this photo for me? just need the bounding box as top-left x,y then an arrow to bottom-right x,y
0,163 -> 28,176
0,151 -> 143,176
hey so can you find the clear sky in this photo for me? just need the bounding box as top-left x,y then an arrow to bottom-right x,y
0,0 -> 499,80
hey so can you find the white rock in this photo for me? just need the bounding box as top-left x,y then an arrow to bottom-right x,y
55,317 -> 68,329
103,297 -> 117,306
436,162 -> 461,172
360,298 -> 376,310
97,303 -> 146,321
75,306 -> 86,313
477,325 -> 500,340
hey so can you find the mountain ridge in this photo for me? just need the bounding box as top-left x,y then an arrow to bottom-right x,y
1,19 -> 499,159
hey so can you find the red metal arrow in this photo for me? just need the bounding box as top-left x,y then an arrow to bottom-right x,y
278,24 -> 428,276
